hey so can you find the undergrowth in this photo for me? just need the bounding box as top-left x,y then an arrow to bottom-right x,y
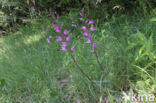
0,13 -> 156,102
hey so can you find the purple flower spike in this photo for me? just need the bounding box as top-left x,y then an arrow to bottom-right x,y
89,20 -> 94,24
61,46 -> 66,51
55,26 -> 61,33
46,38 -> 50,43
71,46 -> 75,51
90,26 -> 96,31
88,33 -> 92,39
81,26 -> 87,30
90,50 -> 94,54
66,36 -> 71,41
85,39 -> 91,44
93,43 -> 97,49
49,35 -> 53,39
83,32 -> 89,36
63,29 -> 69,35
57,36 -> 62,41
61,22 -> 64,26
61,42 -> 67,47
72,24 -> 77,28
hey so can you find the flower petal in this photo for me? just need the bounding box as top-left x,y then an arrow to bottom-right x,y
92,43 -> 97,49
71,46 -> 75,51
66,36 -> 71,41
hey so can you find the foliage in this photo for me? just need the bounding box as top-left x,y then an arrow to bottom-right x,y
1,0 -> 156,36
0,11 -> 156,102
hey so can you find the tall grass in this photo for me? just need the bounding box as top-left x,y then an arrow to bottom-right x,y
0,13 -> 156,102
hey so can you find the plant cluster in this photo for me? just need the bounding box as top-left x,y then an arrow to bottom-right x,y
46,9 -> 106,89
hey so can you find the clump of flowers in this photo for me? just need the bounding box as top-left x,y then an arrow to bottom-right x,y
51,24 -> 75,52
46,8 -> 104,87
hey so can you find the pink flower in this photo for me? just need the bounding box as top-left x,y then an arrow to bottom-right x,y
61,46 -> 66,51
85,20 -> 89,23
90,50 -> 94,54
83,32 -> 89,36
57,36 -> 62,41
55,26 -> 61,33
71,46 -> 75,51
85,39 -> 91,44
82,8 -> 84,11
92,43 -> 97,49
88,33 -> 92,39
90,26 -> 96,31
78,18 -> 83,21
61,22 -> 64,26
63,29 -> 69,35
89,20 -> 94,24
66,36 -> 71,41
61,42 -> 67,47
79,12 -> 83,16
52,24 -> 56,27
81,26 -> 87,30
46,38 -> 50,43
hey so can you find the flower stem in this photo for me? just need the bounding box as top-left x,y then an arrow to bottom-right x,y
67,49 -> 97,87
94,51 -> 105,73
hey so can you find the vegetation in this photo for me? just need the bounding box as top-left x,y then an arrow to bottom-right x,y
0,0 -> 156,103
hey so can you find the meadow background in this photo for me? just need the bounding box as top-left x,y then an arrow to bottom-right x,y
0,0 -> 156,102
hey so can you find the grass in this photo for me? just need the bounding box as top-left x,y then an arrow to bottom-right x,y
0,14 -> 156,103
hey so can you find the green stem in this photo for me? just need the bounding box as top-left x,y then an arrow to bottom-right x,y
67,49 -> 97,86
94,50 -> 105,73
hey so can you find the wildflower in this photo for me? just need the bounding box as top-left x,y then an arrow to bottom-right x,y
83,32 -> 89,36
61,42 -> 67,47
55,26 -> 61,33
46,38 -> 50,43
90,26 -> 96,31
49,35 -> 52,39
79,12 -> 83,16
61,22 -> 64,26
85,20 -> 89,23
71,46 -> 75,51
85,39 -> 91,44
90,50 -> 94,54
66,36 -> 71,41
89,20 -> 94,24
57,36 -> 62,41
52,24 -> 56,27
88,33 -> 92,39
63,29 -> 69,35
78,18 -> 83,21
81,26 -> 87,30
72,24 -> 77,27
82,8 -> 84,11
92,43 -> 97,49
61,46 -> 66,51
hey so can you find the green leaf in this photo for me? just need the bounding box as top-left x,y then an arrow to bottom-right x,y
0,79 -> 5,89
